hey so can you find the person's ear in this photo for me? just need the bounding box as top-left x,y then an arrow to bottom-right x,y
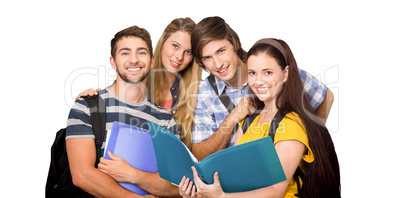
283,66 -> 289,83
110,56 -> 117,70
150,56 -> 155,69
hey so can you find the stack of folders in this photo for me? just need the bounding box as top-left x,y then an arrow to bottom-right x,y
104,121 -> 286,195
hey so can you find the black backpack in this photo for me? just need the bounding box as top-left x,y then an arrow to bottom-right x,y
45,95 -> 106,198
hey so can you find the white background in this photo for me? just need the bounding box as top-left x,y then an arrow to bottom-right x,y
1,0 -> 401,197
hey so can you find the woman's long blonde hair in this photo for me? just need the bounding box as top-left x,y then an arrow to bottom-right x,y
146,17 -> 202,150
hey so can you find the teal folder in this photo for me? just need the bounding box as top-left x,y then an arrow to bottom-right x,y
147,121 -> 286,193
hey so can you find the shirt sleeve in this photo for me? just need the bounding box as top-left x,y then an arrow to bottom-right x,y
166,116 -> 180,137
274,112 -> 314,163
298,68 -> 327,110
238,120 -> 245,128
192,82 -> 218,144
66,98 -> 94,139
192,99 -> 218,144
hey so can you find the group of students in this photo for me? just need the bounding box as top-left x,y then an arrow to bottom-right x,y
67,16 -> 340,198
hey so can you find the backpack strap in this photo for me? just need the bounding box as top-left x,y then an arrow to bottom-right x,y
242,109 -> 288,142
207,74 -> 236,113
242,107 -> 263,134
208,74 -> 239,139
83,95 -> 106,167
293,166 -> 305,197
268,110 -> 287,141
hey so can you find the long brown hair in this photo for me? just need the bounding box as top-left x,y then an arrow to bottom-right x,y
146,18 -> 201,149
248,39 -> 341,197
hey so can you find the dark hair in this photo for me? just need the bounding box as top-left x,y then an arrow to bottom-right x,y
110,25 -> 153,59
191,16 -> 247,70
247,39 -> 341,198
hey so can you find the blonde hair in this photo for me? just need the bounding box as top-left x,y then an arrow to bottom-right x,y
146,18 -> 201,150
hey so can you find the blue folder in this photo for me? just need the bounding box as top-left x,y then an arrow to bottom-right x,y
148,120 -> 286,193
104,121 -> 158,195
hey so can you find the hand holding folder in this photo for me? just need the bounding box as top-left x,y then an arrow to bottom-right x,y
147,121 -> 286,193
103,121 -> 158,195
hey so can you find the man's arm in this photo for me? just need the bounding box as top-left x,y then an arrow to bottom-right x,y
98,151 -> 179,197
298,69 -> 333,124
192,112 -> 238,161
66,138 -> 141,198
192,97 -> 252,161
133,171 -> 178,196
314,88 -> 334,124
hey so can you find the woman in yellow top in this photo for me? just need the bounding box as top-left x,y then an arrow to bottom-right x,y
179,38 -> 340,198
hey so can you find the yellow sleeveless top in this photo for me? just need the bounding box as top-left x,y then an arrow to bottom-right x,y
238,112 -> 314,198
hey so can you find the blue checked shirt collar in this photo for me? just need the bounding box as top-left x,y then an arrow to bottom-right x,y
211,75 -> 248,96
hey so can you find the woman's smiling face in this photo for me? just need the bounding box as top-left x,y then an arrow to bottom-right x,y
161,31 -> 193,74
247,53 -> 288,104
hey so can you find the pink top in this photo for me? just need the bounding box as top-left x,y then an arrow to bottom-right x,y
162,98 -> 173,113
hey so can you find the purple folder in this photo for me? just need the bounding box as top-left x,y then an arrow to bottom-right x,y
104,121 -> 157,195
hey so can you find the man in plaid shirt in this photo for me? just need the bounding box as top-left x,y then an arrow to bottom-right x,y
190,16 -> 334,160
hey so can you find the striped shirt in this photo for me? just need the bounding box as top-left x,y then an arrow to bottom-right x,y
192,69 -> 327,148
66,88 -> 178,150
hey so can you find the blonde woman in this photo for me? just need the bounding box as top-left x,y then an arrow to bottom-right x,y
147,17 -> 202,149
77,18 -> 202,150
